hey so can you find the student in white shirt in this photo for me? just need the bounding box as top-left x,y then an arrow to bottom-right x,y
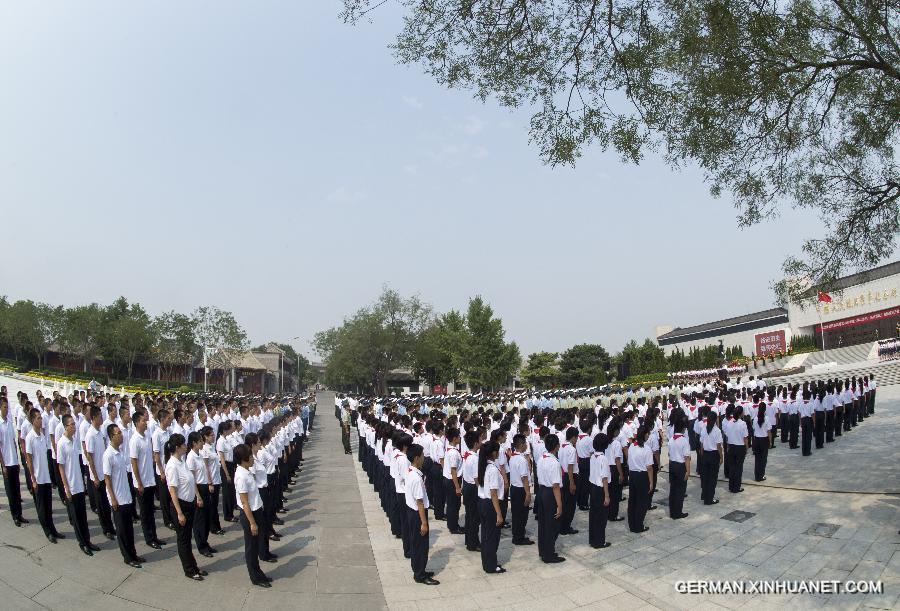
461,430 -> 482,552
405,443 -> 439,585
667,411 -> 691,520
507,433 -> 533,546
233,442 -> 271,588
699,412 -> 724,505
165,433 -> 206,581
588,433 -> 612,548
477,440 -> 506,574
725,405 -> 748,494
104,424 -> 143,567
25,407 -> 63,543
626,424 -> 654,533
129,411 -> 162,549
56,414 -> 97,555
752,404 -> 772,482
216,420 -> 236,523
186,431 -> 215,558
0,396 -> 25,527
558,426 -> 580,535
442,428 -> 465,535
536,434 -> 564,563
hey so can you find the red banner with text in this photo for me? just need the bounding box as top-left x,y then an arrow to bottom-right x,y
755,329 -> 786,356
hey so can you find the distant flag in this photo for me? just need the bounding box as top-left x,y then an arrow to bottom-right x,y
818,291 -> 832,303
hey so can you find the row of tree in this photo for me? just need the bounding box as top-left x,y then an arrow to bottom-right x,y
520,341 -> 745,388
313,288 -> 521,394
0,296 -> 312,386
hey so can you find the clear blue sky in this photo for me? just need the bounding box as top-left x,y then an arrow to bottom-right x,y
0,2 -> 854,359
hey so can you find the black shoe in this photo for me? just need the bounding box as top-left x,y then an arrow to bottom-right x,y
105,532 -> 116,541
52,532 -> 66,539
704,499 -> 720,505
272,517 -> 285,526
513,538 -> 535,545
434,516 -> 446,521
125,560 -> 142,568
414,577 -> 440,585
424,571 -> 435,578
648,505 -> 658,511
450,529 -> 466,535
673,513 -> 689,519
610,517 -> 625,522
80,545 -> 94,556
154,539 -> 167,546
640,526 -> 650,532
47,534 -> 57,544
560,529 -> 579,535
488,566 -> 506,574
207,547 -> 218,554
466,546 -> 481,552
135,556 -> 147,563
591,542 -> 612,549
542,556 -> 566,563
269,534 -> 281,541
14,519 -> 22,527
253,581 -> 272,588
199,549 -> 214,558
187,573 -> 204,581
262,556 -> 278,563
212,529 -> 226,535
88,543 -> 101,552
758,476 -> 767,481
18,517 -> 29,524
198,570 -> 208,577
148,542 -> 162,550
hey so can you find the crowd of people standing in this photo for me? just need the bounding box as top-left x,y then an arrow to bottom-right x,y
342,371 -> 879,585
0,384 -> 314,587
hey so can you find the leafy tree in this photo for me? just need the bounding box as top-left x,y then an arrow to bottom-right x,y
343,0 -> 900,299
559,343 -> 610,386
520,351 -> 560,389
460,296 -> 521,390
315,287 -> 433,393
192,306 -> 249,353
155,311 -> 197,386
59,304 -> 104,373
415,309 -> 468,386
99,297 -> 156,379
1,300 -> 60,367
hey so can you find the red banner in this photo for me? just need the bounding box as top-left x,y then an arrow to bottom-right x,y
755,330 -> 786,356
816,306 -> 900,332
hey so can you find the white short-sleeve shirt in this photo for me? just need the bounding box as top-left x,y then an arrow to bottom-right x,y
56,435 -> 84,494
234,464 -> 262,511
477,461 -> 505,500
404,466 -> 430,510
166,455 -> 197,502
103,445 -> 132,505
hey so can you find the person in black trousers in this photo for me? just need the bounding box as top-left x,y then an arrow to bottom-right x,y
799,392 -> 815,456
752,405 -> 771,482
726,406 -> 748,493
56,414 -> 98,556
507,434 -> 533,545
699,413 -> 723,506
626,425 -> 653,533
461,431 -> 482,552
667,412 -> 690,519
605,418 -> 625,523
129,411 -> 163,549
405,443 -> 439,585
443,428 -> 465,535
234,443 -> 271,588
105,424 -> 143,568
165,433 -> 206,580
477,441 -> 505,574
25,408 -> 64,543
536,434 -> 564,562
0,396 -> 25,527
588,433 -> 611,548
430,422 -> 446,521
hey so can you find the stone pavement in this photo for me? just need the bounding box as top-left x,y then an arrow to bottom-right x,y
0,375 -> 386,610
355,388 -> 900,611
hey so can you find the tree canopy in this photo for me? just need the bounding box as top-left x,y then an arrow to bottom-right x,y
342,0 -> 899,299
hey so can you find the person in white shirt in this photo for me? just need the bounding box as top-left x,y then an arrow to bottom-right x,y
129,411 -> 163,548
442,428 -> 465,535
558,427 -> 580,535
507,433 -> 533,546
234,442 -> 271,588
404,443 -> 439,585
201,425 -> 224,536
752,404 -> 772,482
536,434 -> 564,563
667,412 -> 691,520
699,412 -> 724,505
165,433 -> 206,581
430,422 -> 446,520
186,431 -> 216,558
0,396 -> 25,526
461,430 -> 482,552
56,414 -> 97,555
104,424 -> 142,567
626,424 -> 654,533
588,433 -> 612,548
25,406 -> 63,543
476,440 -> 506,574
725,405 -> 748,494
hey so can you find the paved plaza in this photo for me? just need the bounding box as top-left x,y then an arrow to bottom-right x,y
1,376 -> 898,610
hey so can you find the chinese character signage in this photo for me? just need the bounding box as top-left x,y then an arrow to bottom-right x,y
755,330 -> 786,356
815,306 -> 900,333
